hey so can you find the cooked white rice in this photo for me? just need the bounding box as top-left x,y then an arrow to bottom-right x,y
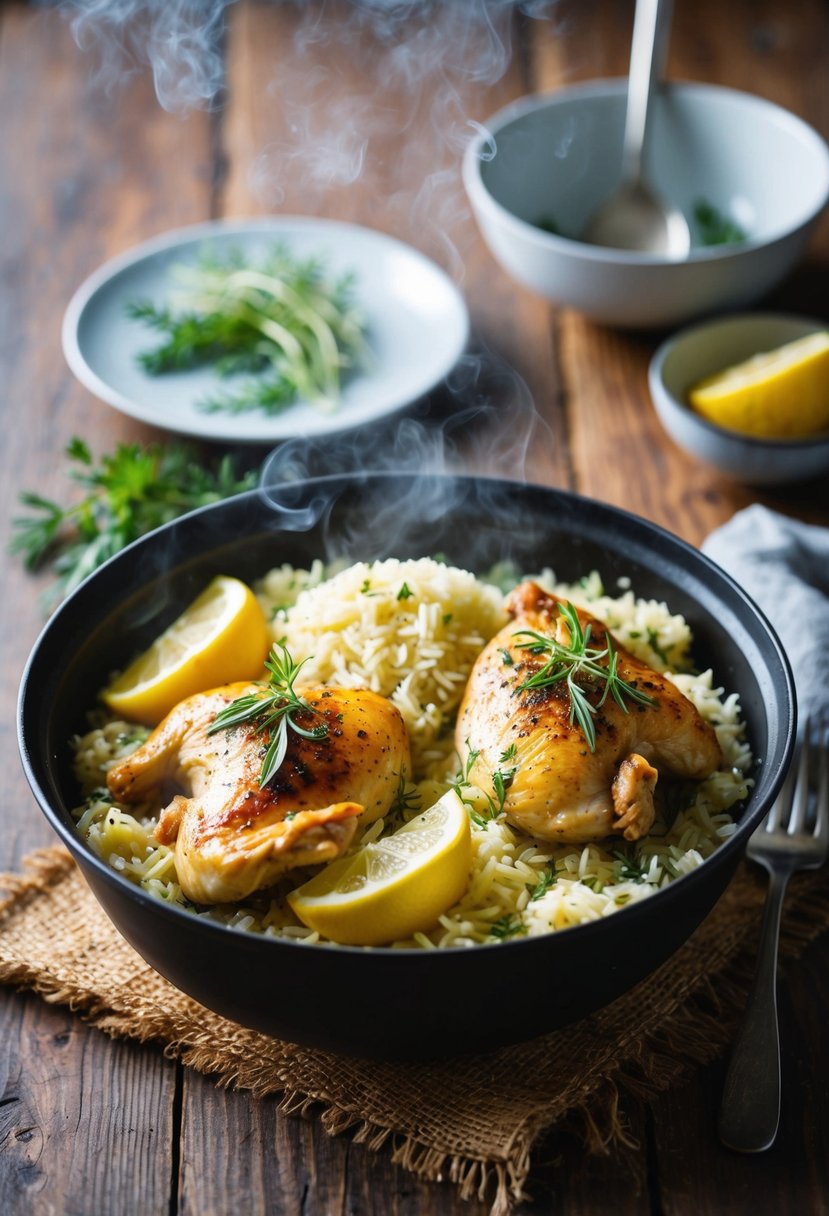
71,559 -> 752,948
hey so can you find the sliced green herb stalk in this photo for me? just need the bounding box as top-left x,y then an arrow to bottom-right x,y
127,243 -> 368,415
207,642 -> 328,787
513,601 -> 656,752
10,437 -> 256,607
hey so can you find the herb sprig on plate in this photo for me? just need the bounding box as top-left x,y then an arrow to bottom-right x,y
207,642 -> 329,787
127,244 -> 368,415
513,601 -> 656,752
10,438 -> 256,606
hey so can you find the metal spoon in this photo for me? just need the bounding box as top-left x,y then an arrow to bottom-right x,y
584,0 -> 690,257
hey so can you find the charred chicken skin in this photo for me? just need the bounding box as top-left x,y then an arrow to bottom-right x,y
107,682 -> 411,904
455,582 -> 722,844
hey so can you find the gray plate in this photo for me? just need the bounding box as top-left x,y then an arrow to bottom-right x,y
62,218 -> 470,444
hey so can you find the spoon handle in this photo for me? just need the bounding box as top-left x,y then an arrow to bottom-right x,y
623,0 -> 673,183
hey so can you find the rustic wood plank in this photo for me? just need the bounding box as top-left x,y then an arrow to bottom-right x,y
178,1069 -> 502,1216
0,990 -> 176,1215
647,932 -> 829,1216
0,3 -> 214,1211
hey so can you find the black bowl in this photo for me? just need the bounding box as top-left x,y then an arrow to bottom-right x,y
18,474 -> 795,1059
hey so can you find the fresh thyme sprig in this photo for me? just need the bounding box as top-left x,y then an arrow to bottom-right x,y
207,642 -> 328,787
513,601 -> 656,753
451,741 -> 516,828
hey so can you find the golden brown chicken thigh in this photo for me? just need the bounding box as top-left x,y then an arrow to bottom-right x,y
456,582 -> 722,844
107,682 -> 411,904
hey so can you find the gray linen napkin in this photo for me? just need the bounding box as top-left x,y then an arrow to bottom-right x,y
702,504 -> 829,720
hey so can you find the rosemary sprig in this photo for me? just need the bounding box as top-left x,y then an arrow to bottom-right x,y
207,642 -> 328,787
513,601 -> 656,752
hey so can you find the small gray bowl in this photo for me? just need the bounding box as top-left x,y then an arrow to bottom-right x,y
649,312 -> 829,485
464,82 -> 829,328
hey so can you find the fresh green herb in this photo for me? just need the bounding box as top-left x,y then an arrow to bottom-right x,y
489,914 -> 527,940
490,766 -> 515,810
614,850 -> 650,884
207,642 -> 328,787
10,438 -> 256,606
397,582 -> 413,601
390,772 -> 422,818
513,601 -> 656,752
536,215 -> 561,236
115,728 -> 151,750
451,743 -> 514,828
529,867 -> 557,901
127,243 -> 368,415
645,628 -> 672,667
499,743 -> 518,764
693,199 -> 746,247
499,648 -> 514,666
451,743 -> 480,797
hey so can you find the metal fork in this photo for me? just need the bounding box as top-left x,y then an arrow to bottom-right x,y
718,712 -> 829,1153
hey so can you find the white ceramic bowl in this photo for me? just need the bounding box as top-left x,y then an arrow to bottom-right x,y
649,312 -> 829,485
463,81 -> 829,328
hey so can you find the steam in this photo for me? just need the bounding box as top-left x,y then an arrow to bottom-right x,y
60,0 -> 564,556
65,0 -> 232,111
60,0 -> 560,265
257,342 -> 557,563
61,0 -> 555,114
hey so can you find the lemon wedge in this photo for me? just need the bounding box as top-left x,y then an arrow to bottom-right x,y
688,331 -> 829,438
287,790 -> 472,946
102,575 -> 271,725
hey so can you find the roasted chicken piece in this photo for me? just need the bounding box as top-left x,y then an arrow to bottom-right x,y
456,582 -> 722,844
107,682 -> 411,904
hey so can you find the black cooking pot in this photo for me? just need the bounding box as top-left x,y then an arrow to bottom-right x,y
17,474 -> 795,1059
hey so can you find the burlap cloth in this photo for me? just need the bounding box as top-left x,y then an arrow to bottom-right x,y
2,847 -> 829,1213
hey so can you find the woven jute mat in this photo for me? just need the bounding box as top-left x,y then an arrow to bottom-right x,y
2,848 -> 829,1213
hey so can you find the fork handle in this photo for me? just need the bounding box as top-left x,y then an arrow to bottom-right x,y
718,868 -> 788,1152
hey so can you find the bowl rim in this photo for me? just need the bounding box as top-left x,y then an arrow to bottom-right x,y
463,79 -> 829,266
649,310 -> 829,448
17,473 -> 798,959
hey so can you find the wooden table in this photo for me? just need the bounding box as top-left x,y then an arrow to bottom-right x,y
2,1 -> 828,1211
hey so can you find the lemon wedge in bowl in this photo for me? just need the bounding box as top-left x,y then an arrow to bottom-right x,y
102,574 -> 271,725
287,790 -> 472,946
688,330 -> 829,438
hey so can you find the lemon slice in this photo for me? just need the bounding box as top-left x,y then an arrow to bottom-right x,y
688,331 -> 829,438
102,575 -> 271,725
287,790 -> 472,946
